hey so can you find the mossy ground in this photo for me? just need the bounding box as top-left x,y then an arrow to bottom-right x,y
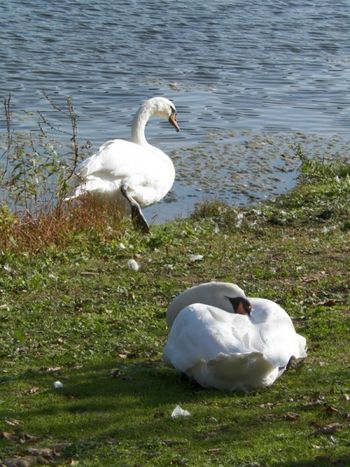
0,160 -> 349,466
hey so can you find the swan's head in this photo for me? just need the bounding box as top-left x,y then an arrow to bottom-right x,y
226,296 -> 252,316
144,97 -> 180,132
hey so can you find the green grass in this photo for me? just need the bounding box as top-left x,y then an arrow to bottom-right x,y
0,160 -> 350,466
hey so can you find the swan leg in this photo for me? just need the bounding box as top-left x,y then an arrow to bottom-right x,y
120,184 -> 150,234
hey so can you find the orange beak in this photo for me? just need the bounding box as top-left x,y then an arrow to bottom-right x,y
236,302 -> 252,316
169,112 -> 180,132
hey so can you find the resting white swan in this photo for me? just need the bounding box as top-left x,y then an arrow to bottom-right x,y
66,97 -> 180,232
163,282 -> 307,391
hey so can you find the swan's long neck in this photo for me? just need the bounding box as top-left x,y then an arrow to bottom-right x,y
131,105 -> 152,147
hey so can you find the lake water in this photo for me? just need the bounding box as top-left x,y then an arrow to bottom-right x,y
1,0 -> 350,221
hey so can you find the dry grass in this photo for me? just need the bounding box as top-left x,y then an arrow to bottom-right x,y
0,196 -> 125,252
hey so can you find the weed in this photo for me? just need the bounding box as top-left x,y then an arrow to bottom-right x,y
0,96 -> 127,251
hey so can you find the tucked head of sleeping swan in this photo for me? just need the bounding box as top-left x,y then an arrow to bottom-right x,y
163,281 -> 307,392
166,281 -> 247,328
226,296 -> 253,316
66,96 -> 180,233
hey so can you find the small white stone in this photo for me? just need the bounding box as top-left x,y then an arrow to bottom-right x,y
3,264 -> 12,273
118,242 -> 126,250
53,381 -> 64,389
321,226 -> 336,234
189,254 -> 203,263
127,259 -> 140,271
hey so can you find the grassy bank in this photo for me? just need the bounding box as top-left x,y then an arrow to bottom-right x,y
0,159 -> 350,466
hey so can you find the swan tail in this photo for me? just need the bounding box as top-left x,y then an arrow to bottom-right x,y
210,351 -> 277,389
64,185 -> 87,201
64,178 -> 121,202
187,352 -> 278,391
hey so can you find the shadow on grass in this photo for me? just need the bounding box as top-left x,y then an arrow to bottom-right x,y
274,456 -> 350,467
2,358 -> 350,464
10,355 -> 350,419
10,359 -> 237,438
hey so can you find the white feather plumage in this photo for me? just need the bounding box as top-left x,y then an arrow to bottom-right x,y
164,283 -> 307,391
66,97 -> 179,228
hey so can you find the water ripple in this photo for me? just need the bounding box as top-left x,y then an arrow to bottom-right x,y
1,0 -> 350,218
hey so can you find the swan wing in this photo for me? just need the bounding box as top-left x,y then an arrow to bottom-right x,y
249,298 -> 307,368
163,303 -> 260,374
78,140 -> 160,179
163,305 -> 279,390
74,139 -> 175,205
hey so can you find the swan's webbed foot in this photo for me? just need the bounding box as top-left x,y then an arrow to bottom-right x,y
120,184 -> 150,234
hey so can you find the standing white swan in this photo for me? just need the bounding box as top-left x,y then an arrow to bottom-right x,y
66,97 -> 180,233
163,282 -> 307,391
